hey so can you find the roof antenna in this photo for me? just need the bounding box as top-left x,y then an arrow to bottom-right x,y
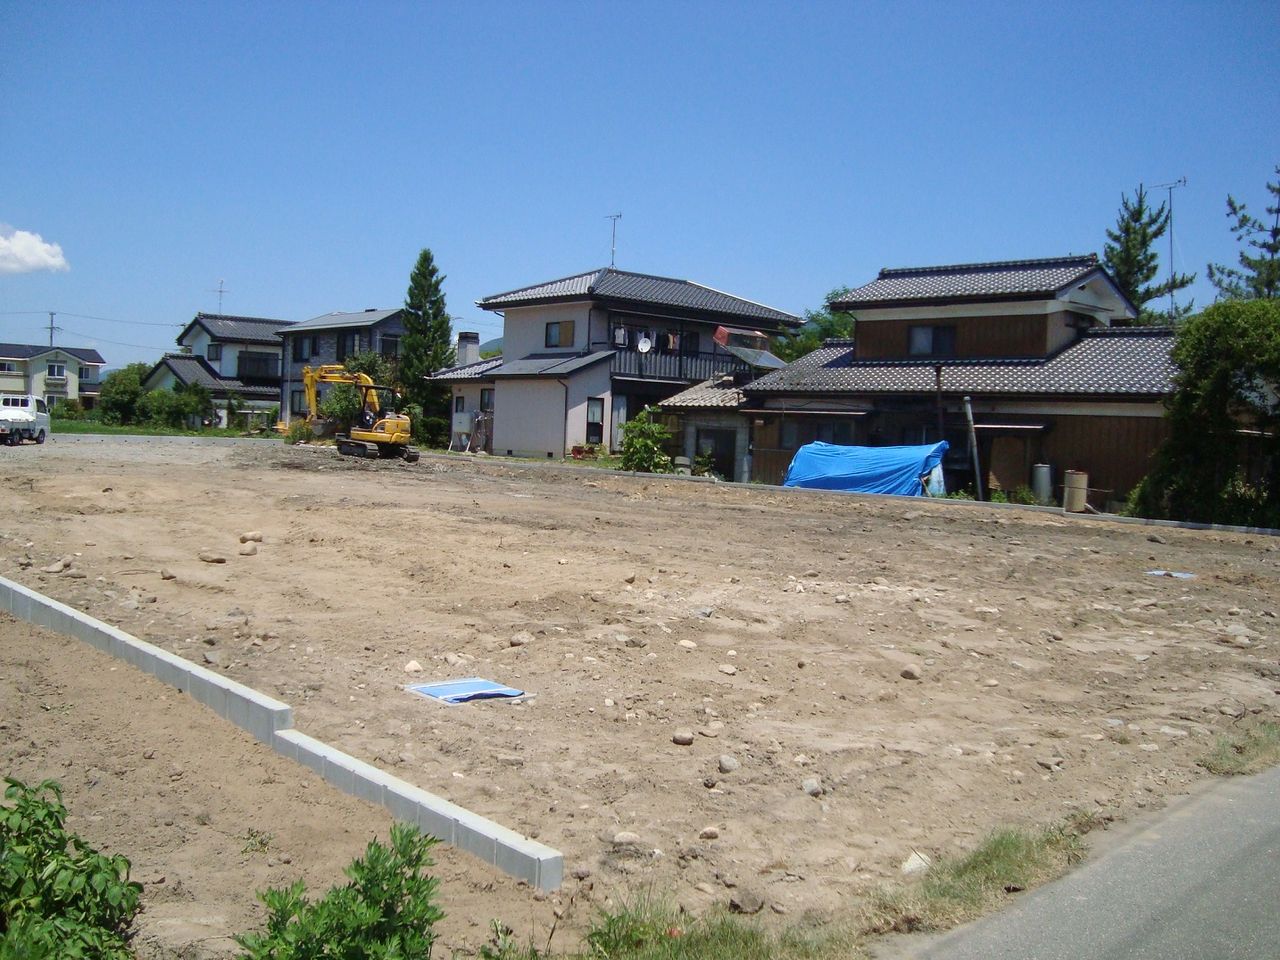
1151,177 -> 1186,317
605,213 -> 622,267
208,278 -> 228,314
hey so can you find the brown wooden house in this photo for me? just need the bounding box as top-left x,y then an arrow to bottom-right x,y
670,255 -> 1177,506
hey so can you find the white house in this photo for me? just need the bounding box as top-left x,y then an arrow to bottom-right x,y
0,343 -> 106,409
430,267 -> 801,457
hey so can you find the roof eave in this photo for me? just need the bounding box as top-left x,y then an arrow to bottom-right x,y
832,290 -> 1067,312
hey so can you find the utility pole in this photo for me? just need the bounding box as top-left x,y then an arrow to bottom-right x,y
1153,177 -> 1187,316
46,311 -> 61,347
605,213 -> 622,267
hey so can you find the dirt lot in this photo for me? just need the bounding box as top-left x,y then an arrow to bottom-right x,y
2,437 -> 1277,951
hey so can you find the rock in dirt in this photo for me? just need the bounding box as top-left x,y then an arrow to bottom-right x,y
623,634 -> 648,649
802,777 -> 824,797
901,850 -> 932,875
672,729 -> 695,746
571,867 -> 592,881
202,651 -> 222,666
1147,533 -> 1167,544
159,568 -> 176,580
624,574 -> 637,584
240,531 -> 264,543
238,543 -> 258,557
1036,756 -> 1065,771
198,551 -> 227,564
678,639 -> 698,650
611,831 -> 641,845
718,755 -> 740,774
695,607 -> 715,618
729,888 -> 765,914
403,660 -> 423,673
718,664 -> 737,676
510,632 -> 533,647
41,559 -> 67,573
900,665 -> 922,680
699,826 -> 720,840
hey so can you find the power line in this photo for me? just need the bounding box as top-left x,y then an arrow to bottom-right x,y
0,309 -> 178,327
57,327 -> 171,351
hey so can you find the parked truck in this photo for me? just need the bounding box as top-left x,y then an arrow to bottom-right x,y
0,394 -> 50,446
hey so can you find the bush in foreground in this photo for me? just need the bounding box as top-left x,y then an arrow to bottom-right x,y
235,823 -> 444,959
0,778 -> 141,960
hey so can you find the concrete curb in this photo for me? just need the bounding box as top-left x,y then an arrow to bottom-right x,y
0,574 -> 563,890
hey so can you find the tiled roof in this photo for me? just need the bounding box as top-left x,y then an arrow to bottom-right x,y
146,354 -> 278,400
287,308 -> 402,333
430,356 -> 504,381
661,376 -> 746,410
478,267 -> 801,327
744,328 -> 1176,398
491,350 -> 615,378
833,255 -> 1110,308
183,313 -> 294,345
0,343 -> 106,364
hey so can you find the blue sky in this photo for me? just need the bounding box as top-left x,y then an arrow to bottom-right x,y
2,1 -> 1277,366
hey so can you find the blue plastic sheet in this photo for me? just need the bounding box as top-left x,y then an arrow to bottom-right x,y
782,441 -> 949,497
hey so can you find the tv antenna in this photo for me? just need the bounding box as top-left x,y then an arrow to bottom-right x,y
1152,177 -> 1187,316
605,213 -> 622,267
209,279 -> 228,313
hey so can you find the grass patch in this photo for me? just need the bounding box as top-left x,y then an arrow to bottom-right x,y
1198,721 -> 1280,776
52,418 -> 264,439
860,824 -> 1086,935
481,891 -> 861,960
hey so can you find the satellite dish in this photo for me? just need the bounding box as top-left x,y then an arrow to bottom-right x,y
637,337 -> 652,354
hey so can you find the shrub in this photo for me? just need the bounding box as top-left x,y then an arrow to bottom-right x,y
51,399 -> 84,420
620,407 -> 673,474
0,778 -> 141,960
283,419 -> 313,445
235,823 -> 444,959
319,383 -> 362,431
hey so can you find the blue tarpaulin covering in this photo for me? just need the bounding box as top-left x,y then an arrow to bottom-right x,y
782,441 -> 949,497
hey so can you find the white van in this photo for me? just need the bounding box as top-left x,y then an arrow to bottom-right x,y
0,394 -> 50,445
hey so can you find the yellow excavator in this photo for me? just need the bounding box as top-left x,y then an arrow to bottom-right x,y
288,364 -> 420,462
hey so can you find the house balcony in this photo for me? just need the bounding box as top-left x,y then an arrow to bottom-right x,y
44,375 -> 67,386
610,348 -> 748,383
236,355 -> 282,383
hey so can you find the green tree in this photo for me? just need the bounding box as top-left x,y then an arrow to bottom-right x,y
318,383 -> 362,431
771,287 -> 854,362
1129,298 -> 1280,526
341,349 -> 394,387
400,249 -> 454,447
1103,184 -> 1195,324
96,362 -> 151,425
1208,164 -> 1280,301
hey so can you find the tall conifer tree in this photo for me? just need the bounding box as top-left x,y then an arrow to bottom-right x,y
1103,185 -> 1194,324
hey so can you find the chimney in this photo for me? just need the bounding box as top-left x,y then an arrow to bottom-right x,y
457,331 -> 480,366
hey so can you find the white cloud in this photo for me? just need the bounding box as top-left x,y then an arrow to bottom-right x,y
0,225 -> 69,275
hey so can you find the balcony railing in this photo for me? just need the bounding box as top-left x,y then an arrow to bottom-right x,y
610,349 -> 748,382
236,355 -> 282,382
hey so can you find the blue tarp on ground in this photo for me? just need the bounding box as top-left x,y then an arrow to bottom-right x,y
782,441 -> 949,497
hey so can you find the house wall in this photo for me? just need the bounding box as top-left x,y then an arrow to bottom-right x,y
493,379 -> 570,458
564,362 -> 612,451
680,411 -> 752,482
449,382 -> 488,449
500,303 -> 593,360
279,317 -> 405,421
26,351 -> 98,405
1036,411 -> 1169,504
0,365 -> 26,394
181,326 -> 282,379
854,313 -> 1055,360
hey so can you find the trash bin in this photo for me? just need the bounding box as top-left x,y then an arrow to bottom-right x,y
1063,470 -> 1088,512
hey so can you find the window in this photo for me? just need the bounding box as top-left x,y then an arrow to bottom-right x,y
290,390 -> 307,415
545,320 -> 575,348
480,388 -> 494,411
681,331 -> 701,356
291,336 -> 313,362
206,344 -> 223,362
0,361 -> 16,373
337,331 -> 359,362
78,366 -> 89,380
586,397 -> 604,445
908,325 -> 956,357
380,334 -> 400,358
46,362 -> 66,378
454,395 -> 466,413
35,399 -> 47,414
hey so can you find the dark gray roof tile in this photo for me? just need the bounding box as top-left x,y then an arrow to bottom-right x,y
430,356 -> 504,381
744,328 -> 1176,397
184,313 -> 294,345
0,343 -> 106,364
479,267 -> 800,327
491,350 -> 614,378
146,354 -> 278,400
833,255 -> 1105,307
661,376 -> 745,409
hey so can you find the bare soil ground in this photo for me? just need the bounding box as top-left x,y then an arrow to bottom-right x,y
2,437 -> 1277,953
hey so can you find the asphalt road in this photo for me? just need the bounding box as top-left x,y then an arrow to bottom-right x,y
894,764 -> 1280,960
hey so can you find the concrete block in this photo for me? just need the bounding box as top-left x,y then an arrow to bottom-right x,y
223,684 -> 292,744
323,753 -> 358,796
535,850 -> 564,891
270,729 -> 299,763
185,671 -> 230,717
343,756 -> 393,808
382,781 -> 459,844
276,730 -> 329,777
451,809 -> 498,865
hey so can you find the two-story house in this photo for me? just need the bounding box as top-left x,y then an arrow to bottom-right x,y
143,313 -> 294,424
278,309 -> 407,421
668,255 -> 1175,506
430,267 -> 801,458
0,343 -> 106,409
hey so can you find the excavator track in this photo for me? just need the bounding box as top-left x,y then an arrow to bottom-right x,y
336,437 -> 380,459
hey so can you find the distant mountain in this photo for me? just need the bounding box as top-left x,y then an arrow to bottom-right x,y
479,336 -> 502,357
